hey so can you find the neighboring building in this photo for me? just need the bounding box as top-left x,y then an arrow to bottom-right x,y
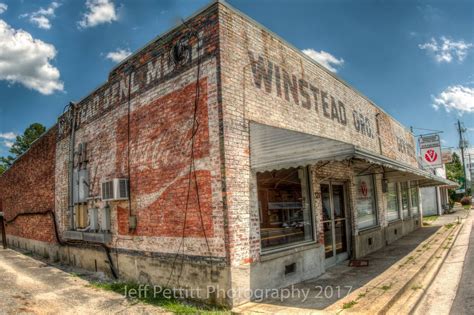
420,168 -> 452,216
0,0 -> 454,307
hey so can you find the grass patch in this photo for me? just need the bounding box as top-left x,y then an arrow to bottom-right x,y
343,300 -> 357,309
379,283 -> 392,292
445,223 -> 454,229
423,215 -> 438,223
411,284 -> 423,291
358,292 -> 366,299
90,281 -> 229,314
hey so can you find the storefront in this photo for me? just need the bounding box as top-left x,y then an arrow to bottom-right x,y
0,0 -> 458,307
244,122 -> 454,299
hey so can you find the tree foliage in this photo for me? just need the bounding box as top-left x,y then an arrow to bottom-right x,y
446,152 -> 464,184
0,123 -> 46,175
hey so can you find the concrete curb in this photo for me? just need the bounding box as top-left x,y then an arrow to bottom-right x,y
327,218 -> 464,314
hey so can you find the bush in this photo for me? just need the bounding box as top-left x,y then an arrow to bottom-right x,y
460,196 -> 472,206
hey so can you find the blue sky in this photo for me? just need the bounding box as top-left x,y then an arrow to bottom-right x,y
0,0 -> 473,158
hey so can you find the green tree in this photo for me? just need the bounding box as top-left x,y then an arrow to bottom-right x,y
446,152 -> 466,201
0,123 -> 46,174
446,152 -> 464,184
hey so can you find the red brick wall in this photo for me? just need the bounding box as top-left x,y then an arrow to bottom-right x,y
115,78 -> 214,238
0,127 -> 57,243
51,3 -> 225,258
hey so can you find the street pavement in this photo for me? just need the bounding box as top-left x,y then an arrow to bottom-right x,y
0,248 -> 169,315
410,207 -> 473,315
450,210 -> 474,314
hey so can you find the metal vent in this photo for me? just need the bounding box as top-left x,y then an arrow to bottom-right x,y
102,181 -> 113,200
101,179 -> 129,201
118,179 -> 129,199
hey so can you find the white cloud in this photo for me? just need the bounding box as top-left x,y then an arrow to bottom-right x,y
0,19 -> 63,95
433,85 -> 474,113
419,37 -> 472,63
0,132 -> 16,140
3,140 -> 13,148
302,49 -> 344,72
78,0 -> 118,29
0,3 -> 7,14
106,48 -> 131,63
20,2 -> 61,30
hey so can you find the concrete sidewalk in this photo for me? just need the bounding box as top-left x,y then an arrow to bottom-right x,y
414,209 -> 473,314
0,248 -> 169,314
235,209 -> 468,314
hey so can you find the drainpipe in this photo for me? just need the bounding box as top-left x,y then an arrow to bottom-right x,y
375,113 -> 383,155
68,102 -> 76,230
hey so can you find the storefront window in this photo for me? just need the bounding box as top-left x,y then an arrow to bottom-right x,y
410,182 -> 419,217
401,182 -> 410,219
257,167 -> 313,250
355,175 -> 377,229
386,182 -> 400,221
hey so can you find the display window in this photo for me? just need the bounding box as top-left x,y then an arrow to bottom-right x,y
257,167 -> 313,250
355,175 -> 377,229
386,182 -> 400,221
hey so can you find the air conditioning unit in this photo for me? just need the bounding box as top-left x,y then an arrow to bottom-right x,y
101,178 -> 129,201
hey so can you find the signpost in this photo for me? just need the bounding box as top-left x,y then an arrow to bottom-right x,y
419,134 -> 443,169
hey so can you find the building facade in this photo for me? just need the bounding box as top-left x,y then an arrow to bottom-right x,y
0,0 -> 453,307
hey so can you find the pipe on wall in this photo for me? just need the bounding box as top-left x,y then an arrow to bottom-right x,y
68,102 -> 76,230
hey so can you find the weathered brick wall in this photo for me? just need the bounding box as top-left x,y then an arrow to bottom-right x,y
217,1 -> 418,265
53,3 -> 227,259
0,127 -> 57,243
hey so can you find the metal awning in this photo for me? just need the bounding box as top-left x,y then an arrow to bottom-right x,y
250,122 -> 458,188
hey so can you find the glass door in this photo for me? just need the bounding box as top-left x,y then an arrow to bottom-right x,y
321,182 -> 350,267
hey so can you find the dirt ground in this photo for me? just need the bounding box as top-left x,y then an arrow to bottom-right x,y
0,248 -> 169,315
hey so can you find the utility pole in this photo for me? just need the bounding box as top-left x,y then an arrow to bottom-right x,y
457,119 -> 468,192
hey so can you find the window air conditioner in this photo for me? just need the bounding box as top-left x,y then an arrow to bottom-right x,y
101,178 -> 129,201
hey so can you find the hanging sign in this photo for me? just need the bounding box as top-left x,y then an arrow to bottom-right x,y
419,134 -> 443,168
442,150 -> 453,164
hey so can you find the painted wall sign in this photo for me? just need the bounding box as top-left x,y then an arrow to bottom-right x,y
58,31 -> 206,137
419,134 -> 443,168
247,51 -> 375,139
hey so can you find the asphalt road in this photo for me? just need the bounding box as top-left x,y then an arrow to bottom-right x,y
451,218 -> 474,315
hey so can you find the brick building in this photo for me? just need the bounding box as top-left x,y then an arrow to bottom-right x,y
0,0 -> 454,307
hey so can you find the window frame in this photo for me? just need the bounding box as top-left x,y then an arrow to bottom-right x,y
256,166 -> 316,253
400,181 -> 410,220
409,181 -> 420,217
385,181 -> 401,222
355,174 -> 378,230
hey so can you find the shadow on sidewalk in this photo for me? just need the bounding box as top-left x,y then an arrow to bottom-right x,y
244,226 -> 440,311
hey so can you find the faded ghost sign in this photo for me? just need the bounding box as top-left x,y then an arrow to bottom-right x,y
58,31 -> 205,136
247,50 -> 375,139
